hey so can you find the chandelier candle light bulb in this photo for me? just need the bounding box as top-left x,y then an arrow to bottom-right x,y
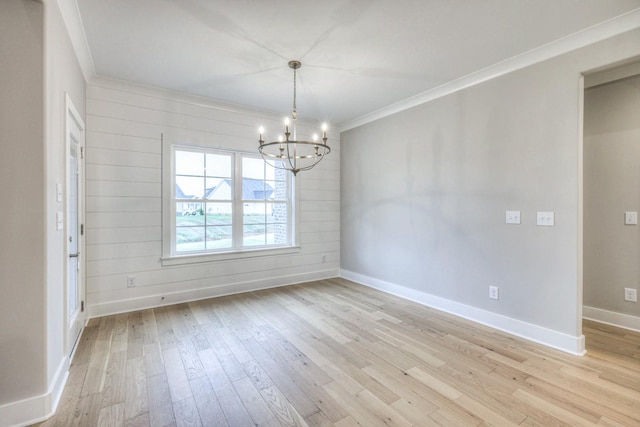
258,60 -> 331,175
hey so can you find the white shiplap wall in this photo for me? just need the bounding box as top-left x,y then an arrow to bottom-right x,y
85,77 -> 340,316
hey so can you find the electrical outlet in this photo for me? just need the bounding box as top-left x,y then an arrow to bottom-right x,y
625,212 -> 638,225
489,286 -> 499,300
624,288 -> 637,302
127,276 -> 136,288
321,254 -> 327,263
537,211 -> 555,226
506,211 -> 521,224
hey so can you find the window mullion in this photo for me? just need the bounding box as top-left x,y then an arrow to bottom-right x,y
232,154 -> 243,249
288,175 -> 294,246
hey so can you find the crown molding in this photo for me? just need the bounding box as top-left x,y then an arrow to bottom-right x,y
584,59 -> 640,88
339,8 -> 640,132
88,75 -> 296,123
54,0 -> 95,81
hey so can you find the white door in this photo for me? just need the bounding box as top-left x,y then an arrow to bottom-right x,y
67,96 -> 85,357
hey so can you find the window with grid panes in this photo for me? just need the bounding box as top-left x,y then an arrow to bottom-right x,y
172,147 -> 292,254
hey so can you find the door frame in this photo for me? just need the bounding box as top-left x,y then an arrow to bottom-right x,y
65,94 -> 86,358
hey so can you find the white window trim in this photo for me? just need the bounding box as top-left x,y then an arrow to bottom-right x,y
161,132 -> 300,266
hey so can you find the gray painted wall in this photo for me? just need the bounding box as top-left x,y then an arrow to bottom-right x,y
0,0 -> 86,414
584,73 -> 640,317
44,0 -> 87,390
341,28 -> 640,341
0,0 -> 46,405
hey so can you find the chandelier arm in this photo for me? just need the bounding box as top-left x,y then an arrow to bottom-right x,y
259,140 -> 331,151
287,141 -> 293,172
259,140 -> 330,151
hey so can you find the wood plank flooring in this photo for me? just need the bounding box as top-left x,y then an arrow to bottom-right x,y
33,278 -> 640,426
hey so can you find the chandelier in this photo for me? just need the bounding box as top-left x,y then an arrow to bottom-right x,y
258,60 -> 331,175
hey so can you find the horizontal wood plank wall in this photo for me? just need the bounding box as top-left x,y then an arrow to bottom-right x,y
85,77 -> 340,316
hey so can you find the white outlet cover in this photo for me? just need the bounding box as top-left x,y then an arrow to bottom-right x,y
505,211 -> 521,224
625,212 -> 638,225
624,288 -> 637,302
537,211 -> 555,226
489,286 -> 499,300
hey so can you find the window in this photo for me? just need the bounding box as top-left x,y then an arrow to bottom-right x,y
168,145 -> 294,259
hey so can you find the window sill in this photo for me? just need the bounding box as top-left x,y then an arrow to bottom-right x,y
161,245 -> 301,266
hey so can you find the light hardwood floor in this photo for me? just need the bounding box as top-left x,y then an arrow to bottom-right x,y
33,278 -> 640,426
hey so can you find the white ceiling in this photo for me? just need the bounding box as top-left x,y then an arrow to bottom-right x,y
74,0 -> 640,128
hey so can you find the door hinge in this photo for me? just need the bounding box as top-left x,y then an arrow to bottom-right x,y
80,147 -> 84,159
81,301 -> 84,312
80,224 -> 84,236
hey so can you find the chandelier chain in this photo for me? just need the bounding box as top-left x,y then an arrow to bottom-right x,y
292,66 -> 297,116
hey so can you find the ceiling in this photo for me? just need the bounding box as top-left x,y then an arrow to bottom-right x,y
75,0 -> 640,128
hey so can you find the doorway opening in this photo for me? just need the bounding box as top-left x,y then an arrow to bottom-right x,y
582,60 -> 640,346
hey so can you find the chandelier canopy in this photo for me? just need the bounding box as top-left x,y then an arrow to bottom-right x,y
258,60 -> 331,176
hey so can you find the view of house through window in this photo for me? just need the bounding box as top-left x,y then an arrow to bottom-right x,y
174,148 -> 291,253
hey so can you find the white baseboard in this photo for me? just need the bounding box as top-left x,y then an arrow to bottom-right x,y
88,268 -> 340,318
340,269 -> 586,356
0,356 -> 69,427
583,306 -> 640,333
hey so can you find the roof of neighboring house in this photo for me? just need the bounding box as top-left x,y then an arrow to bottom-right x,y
202,185 -> 217,199
236,178 -> 274,200
175,184 -> 188,199
180,179 -> 275,200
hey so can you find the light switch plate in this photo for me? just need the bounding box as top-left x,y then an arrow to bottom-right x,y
505,211 -> 521,224
56,183 -> 63,203
56,211 -> 64,231
625,212 -> 637,225
537,211 -> 555,226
